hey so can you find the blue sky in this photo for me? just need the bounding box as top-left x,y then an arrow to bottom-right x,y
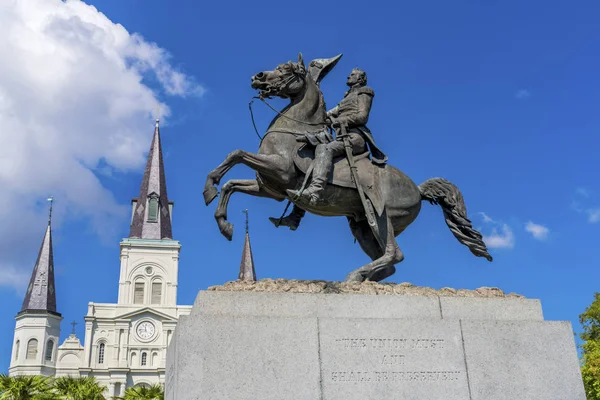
0,0 -> 599,372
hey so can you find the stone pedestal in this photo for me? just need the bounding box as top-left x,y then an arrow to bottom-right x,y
166,283 -> 585,400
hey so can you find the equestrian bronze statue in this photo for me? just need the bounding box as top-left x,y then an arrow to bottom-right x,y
204,53 -> 492,282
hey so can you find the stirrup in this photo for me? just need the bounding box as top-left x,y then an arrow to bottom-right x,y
269,216 -> 300,231
296,190 -> 321,206
286,188 -> 311,201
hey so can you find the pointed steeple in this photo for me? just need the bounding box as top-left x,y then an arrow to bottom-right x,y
129,119 -> 173,240
20,198 -> 59,316
239,210 -> 256,281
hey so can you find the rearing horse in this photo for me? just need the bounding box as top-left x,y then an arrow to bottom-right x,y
204,53 -> 492,282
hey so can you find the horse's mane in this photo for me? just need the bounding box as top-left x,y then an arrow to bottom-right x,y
263,61 -> 328,132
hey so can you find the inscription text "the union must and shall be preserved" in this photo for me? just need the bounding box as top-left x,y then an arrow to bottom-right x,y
335,338 -> 445,350
330,370 -> 461,383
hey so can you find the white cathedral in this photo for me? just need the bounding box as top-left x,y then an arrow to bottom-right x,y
6,120 -> 255,397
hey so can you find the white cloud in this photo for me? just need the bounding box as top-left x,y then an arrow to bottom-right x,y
0,264 -> 30,294
479,213 -> 515,249
515,89 -> 531,99
588,209 -> 600,223
572,188 -> 600,224
0,0 -> 201,291
525,221 -> 549,240
483,224 -> 515,249
478,212 -> 495,224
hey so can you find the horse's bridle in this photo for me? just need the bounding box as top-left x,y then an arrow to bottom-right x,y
249,66 -> 327,140
257,67 -> 302,99
247,64 -> 332,226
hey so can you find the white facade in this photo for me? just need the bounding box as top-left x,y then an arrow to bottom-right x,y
8,121 -> 193,398
9,238 -> 191,397
9,312 -> 62,377
58,239 -> 190,397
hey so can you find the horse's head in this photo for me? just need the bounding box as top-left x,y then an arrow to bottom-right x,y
251,53 -> 308,99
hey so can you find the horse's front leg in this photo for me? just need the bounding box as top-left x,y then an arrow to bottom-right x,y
204,150 -> 290,205
214,179 -> 281,240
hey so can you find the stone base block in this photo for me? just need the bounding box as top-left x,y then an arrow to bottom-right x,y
166,290 -> 585,400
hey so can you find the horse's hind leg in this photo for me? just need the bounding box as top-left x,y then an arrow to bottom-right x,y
345,214 -> 404,283
214,179 -> 279,240
347,217 -> 383,261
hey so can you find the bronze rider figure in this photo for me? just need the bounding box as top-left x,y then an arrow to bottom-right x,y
272,68 -> 387,229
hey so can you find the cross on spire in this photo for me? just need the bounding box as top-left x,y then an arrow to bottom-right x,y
243,209 -> 249,234
34,271 -> 47,295
47,196 -> 53,225
71,320 -> 77,335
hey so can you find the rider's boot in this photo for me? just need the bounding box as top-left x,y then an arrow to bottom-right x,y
287,146 -> 331,205
269,205 -> 306,230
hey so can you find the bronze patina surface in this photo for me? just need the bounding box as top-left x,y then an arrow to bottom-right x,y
204,53 -> 492,283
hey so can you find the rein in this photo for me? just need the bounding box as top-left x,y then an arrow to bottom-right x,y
245,69 -> 328,224
248,96 -> 326,141
248,97 -> 264,140
247,71 -> 326,140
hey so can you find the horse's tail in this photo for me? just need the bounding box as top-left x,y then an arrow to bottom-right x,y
419,178 -> 493,262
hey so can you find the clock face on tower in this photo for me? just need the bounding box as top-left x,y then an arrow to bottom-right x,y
136,321 -> 156,340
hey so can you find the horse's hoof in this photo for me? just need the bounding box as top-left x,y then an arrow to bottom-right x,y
219,221 -> 233,241
344,270 -> 366,283
366,265 -> 396,282
203,186 -> 218,206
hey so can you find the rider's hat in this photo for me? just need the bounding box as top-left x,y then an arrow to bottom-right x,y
308,54 -> 343,85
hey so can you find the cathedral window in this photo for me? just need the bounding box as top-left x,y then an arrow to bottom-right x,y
14,340 -> 19,360
151,281 -> 162,304
141,352 -> 147,366
45,340 -> 54,361
147,194 -> 159,222
134,282 -> 145,304
98,343 -> 105,364
26,339 -> 38,360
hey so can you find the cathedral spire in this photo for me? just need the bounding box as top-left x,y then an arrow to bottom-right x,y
129,119 -> 173,240
20,198 -> 59,315
238,210 -> 256,281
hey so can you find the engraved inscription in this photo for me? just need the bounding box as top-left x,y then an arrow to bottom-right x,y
331,371 -> 461,383
329,336 -> 460,385
335,338 -> 445,350
381,354 -> 405,365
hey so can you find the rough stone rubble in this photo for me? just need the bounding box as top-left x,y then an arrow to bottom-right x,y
208,278 -> 525,298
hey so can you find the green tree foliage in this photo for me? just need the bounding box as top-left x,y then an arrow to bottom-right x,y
0,374 -> 53,400
0,375 -> 108,400
52,376 -> 106,400
580,292 -> 600,399
0,375 -> 165,400
117,384 -> 164,400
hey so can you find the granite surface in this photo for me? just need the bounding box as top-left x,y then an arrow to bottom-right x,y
166,290 -> 584,400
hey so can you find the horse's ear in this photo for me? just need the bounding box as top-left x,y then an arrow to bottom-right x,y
297,52 -> 305,68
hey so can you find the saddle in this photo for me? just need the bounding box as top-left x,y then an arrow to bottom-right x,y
293,143 -> 385,216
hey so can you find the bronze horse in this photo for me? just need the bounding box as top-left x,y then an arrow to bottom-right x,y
204,53 -> 492,282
